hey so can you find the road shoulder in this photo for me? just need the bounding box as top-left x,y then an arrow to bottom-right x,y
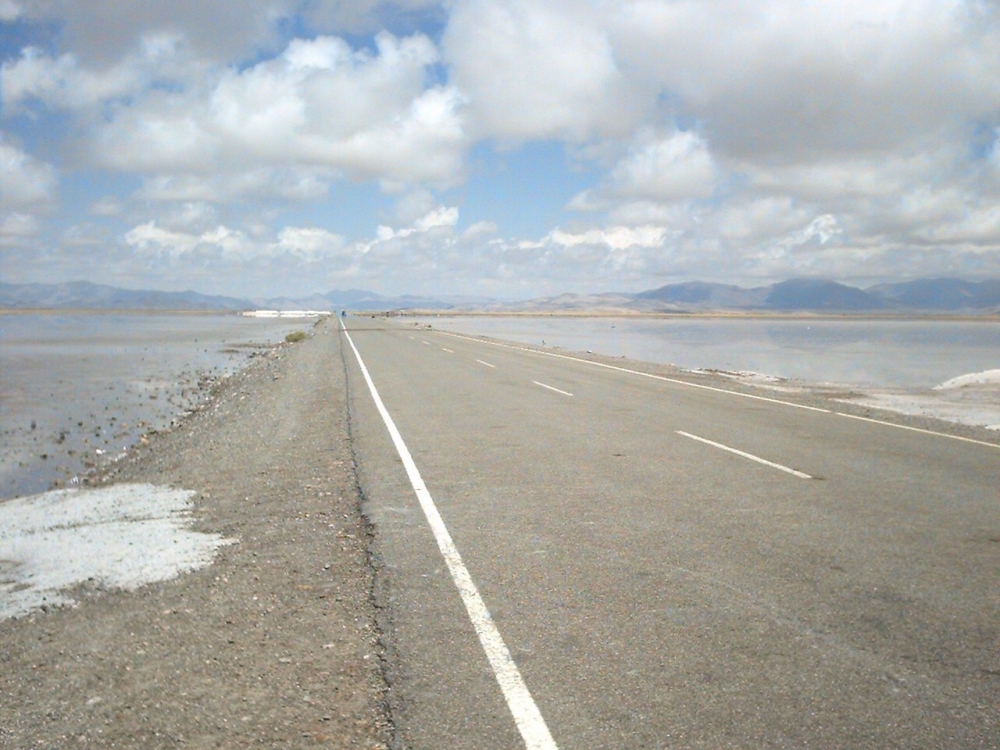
0,319 -> 390,748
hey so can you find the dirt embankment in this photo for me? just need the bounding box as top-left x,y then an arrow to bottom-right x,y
0,318 -> 390,748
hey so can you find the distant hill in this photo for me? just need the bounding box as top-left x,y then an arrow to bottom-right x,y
0,281 -> 253,310
631,277 -> 1000,313
866,278 -> 1000,310
764,279 -> 885,311
0,281 -> 464,312
259,289 -> 470,311
635,281 -> 769,308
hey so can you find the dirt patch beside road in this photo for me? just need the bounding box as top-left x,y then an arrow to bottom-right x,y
0,319 -> 390,748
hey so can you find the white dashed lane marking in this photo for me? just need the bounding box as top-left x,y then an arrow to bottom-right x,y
533,381 -> 573,397
676,431 -> 813,479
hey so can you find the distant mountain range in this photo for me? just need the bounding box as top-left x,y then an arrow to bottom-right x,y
510,278 -> 1000,314
2,278 -> 999,314
0,280 -> 254,311
631,278 -> 1000,312
0,281 -> 456,312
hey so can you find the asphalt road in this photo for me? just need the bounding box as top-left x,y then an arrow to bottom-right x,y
340,317 -> 1000,749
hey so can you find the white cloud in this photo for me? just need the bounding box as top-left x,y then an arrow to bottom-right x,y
274,226 -> 348,261
800,214 -> 843,245
2,48 -> 137,111
570,131 -> 717,210
460,220 -> 498,240
155,202 -> 219,233
0,212 -> 40,245
0,135 -> 55,245
89,33 -> 466,193
392,187 -> 438,225
546,225 -> 667,251
124,222 -> 247,259
0,135 -> 57,211
125,219 -> 352,263
14,0 -> 295,66
911,204 -> 1000,245
609,132 -> 715,202
612,0 -> 1000,158
372,205 -> 460,244
444,0 -> 643,140
0,0 -> 21,21
0,34 -> 202,114
414,205 -> 459,231
136,169 -> 332,203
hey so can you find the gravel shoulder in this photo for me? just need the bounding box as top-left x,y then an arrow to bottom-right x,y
0,318 -> 390,748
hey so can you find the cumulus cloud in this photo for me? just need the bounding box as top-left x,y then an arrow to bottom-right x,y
612,0 -> 1000,157
0,135 -> 57,211
88,33 -> 466,194
570,131 -> 717,211
3,31 -> 466,198
136,169 -> 332,203
273,226 -> 349,261
371,204 -> 459,244
0,0 -> 21,21
3,47 -> 147,112
14,0 -> 446,68
413,205 -> 459,231
609,132 -> 715,201
544,225 -> 667,251
124,222 -> 250,259
125,219 -> 351,263
0,135 -> 56,245
550,0 -> 1000,273
13,0 -> 295,66
460,220 -> 497,240
0,212 -> 40,245
444,0 -> 643,140
155,202 -> 220,233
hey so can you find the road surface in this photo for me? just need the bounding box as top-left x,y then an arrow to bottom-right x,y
341,317 -> 999,749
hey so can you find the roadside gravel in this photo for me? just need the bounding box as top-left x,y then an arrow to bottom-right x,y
0,317 -> 390,748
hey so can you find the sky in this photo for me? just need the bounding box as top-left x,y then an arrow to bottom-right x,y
2,1 -> 1000,300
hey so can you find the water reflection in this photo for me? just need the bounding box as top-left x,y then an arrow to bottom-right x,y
415,316 -> 1000,389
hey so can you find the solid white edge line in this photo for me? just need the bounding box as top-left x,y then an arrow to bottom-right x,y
476,359 -> 496,368
434,330 -> 829,413
836,412 -> 1000,449
339,320 -> 558,750
533,381 -> 573,397
676,430 -> 813,479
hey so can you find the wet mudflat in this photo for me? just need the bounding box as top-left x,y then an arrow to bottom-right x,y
0,311 -> 313,500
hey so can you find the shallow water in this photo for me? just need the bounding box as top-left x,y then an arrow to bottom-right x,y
0,312 -> 314,500
414,316 -> 1000,389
